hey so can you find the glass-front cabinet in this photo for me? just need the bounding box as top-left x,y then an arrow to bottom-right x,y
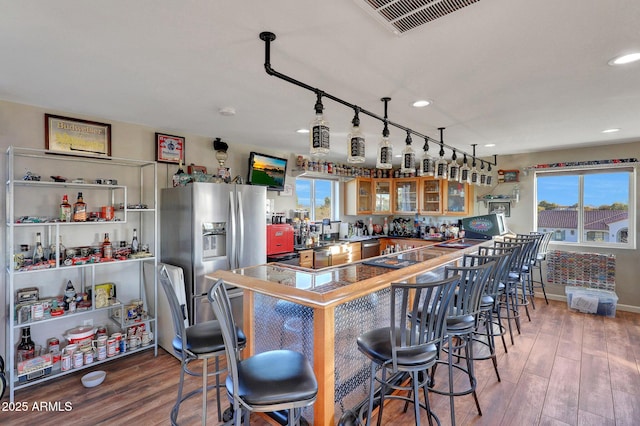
419,177 -> 442,215
344,177 -> 372,215
372,178 -> 392,215
393,177 -> 418,214
443,181 -> 471,215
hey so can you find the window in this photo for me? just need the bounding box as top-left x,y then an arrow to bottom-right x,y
295,178 -> 339,221
535,168 -> 635,247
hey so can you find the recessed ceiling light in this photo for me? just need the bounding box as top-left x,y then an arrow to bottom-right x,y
602,128 -> 620,133
484,143 -> 496,147
394,154 -> 402,158
218,106 -> 236,116
608,53 -> 640,66
296,128 -> 310,134
412,100 -> 431,108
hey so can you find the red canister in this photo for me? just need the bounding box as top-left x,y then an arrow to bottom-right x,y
48,337 -> 60,353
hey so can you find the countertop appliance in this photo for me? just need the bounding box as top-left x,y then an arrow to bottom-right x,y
362,239 -> 381,259
161,182 -> 267,327
267,224 -> 294,255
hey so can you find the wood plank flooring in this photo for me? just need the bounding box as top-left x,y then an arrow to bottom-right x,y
3,298 -> 640,425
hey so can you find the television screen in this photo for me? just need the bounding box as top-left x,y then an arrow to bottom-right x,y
461,213 -> 508,238
247,152 -> 287,191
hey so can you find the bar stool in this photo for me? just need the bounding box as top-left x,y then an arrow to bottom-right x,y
356,275 -> 461,426
530,231 -> 552,304
208,280 -> 318,426
429,261 -> 495,426
158,266 -> 246,425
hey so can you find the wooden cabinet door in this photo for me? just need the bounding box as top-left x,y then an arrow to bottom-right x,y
372,178 -> 392,215
344,177 -> 372,215
393,178 -> 418,214
419,177 -> 442,215
443,181 -> 472,215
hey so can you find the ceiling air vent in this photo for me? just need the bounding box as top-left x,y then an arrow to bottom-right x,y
356,0 -> 482,35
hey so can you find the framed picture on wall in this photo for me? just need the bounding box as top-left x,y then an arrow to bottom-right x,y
156,133 -> 185,164
498,169 -> 520,183
488,201 -> 511,217
45,114 -> 112,157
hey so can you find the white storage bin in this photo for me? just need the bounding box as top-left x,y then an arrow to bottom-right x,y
565,286 -> 618,317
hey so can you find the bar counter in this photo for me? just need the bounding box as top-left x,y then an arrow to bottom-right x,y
207,238 -> 488,425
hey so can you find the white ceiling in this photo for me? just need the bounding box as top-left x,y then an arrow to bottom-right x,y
2,0 -> 639,165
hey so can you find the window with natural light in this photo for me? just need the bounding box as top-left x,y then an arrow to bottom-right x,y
295,178 -> 338,221
535,168 -> 635,247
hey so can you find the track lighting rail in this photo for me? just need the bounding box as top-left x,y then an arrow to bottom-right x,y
259,31 -> 497,166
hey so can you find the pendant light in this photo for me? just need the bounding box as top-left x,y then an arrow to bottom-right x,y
400,131 -> 416,174
310,91 -> 330,156
376,97 -> 393,169
448,149 -> 460,182
485,163 -> 494,186
434,127 -> 448,180
460,153 -> 471,183
347,107 -> 365,163
479,161 -> 487,186
419,137 -> 435,177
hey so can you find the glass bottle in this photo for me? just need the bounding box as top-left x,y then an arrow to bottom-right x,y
131,228 -> 139,254
102,233 -> 113,260
172,160 -> 186,187
346,110 -> 365,163
32,232 -> 45,264
459,154 -> 471,184
59,194 -> 72,222
17,326 -> 35,361
49,235 -> 66,262
310,94 -> 330,156
434,152 -> 448,180
400,132 -> 416,174
72,192 -> 87,222
448,155 -> 460,182
376,124 -> 393,169
419,139 -> 435,177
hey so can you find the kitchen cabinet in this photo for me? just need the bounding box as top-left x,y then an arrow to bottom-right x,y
372,178 -> 392,215
5,146 -> 157,402
443,180 -> 473,215
344,177 -> 372,215
299,250 -> 313,268
348,242 -> 361,262
393,177 -> 418,214
419,177 -> 443,215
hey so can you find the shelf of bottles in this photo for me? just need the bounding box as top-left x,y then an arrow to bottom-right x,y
5,146 -> 158,401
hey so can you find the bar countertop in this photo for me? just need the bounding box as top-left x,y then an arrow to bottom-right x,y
208,238 -> 489,308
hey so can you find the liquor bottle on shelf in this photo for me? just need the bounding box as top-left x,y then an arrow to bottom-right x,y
32,232 -> 45,264
172,160 -> 186,187
131,228 -> 139,254
49,235 -> 66,262
17,326 -> 35,361
59,194 -> 72,222
102,233 -> 113,260
72,192 -> 87,222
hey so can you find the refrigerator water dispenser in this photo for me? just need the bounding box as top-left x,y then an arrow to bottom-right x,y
202,222 -> 226,259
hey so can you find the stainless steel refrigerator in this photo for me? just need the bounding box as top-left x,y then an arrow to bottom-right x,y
160,182 -> 267,327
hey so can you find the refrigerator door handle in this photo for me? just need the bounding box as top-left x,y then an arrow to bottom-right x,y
237,190 -> 244,267
229,191 -> 237,269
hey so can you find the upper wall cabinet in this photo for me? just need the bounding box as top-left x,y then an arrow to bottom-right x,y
393,177 -> 418,215
419,177 -> 442,215
372,178 -> 393,215
443,180 -> 472,216
344,177 -> 372,215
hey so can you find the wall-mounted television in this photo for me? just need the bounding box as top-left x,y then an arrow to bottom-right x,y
247,152 -> 287,191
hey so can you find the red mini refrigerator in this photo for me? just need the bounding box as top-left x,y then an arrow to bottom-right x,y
267,224 -> 294,255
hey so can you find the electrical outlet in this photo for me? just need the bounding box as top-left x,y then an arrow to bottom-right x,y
83,319 -> 93,326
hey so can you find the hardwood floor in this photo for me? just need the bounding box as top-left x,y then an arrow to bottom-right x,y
4,298 -> 640,425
